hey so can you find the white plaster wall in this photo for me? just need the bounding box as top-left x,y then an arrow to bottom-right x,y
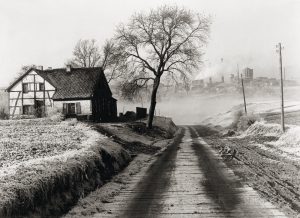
9,69 -> 56,117
11,82 -> 22,91
53,100 -> 92,115
23,92 -> 34,98
9,99 -> 22,107
10,92 -> 20,98
9,106 -> 21,116
23,99 -> 35,105
10,70 -> 55,92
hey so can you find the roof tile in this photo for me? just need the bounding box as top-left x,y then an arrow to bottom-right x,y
37,67 -> 106,100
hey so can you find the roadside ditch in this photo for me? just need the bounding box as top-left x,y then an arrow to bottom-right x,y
0,117 -> 177,217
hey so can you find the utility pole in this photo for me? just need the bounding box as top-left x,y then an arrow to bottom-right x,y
277,43 -> 285,132
241,73 -> 247,115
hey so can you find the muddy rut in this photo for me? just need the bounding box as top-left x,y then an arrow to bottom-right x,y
205,133 -> 300,217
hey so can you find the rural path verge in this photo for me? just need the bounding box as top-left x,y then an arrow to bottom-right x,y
71,126 -> 287,217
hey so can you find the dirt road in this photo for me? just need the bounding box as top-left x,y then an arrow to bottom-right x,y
78,126 -> 286,217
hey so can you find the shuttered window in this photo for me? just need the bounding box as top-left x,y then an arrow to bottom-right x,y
76,102 -> 81,114
63,103 -> 67,114
62,103 -> 81,114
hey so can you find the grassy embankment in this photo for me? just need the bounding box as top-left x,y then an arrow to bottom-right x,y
65,116 -> 179,217
0,116 -> 177,217
0,118 -> 131,217
203,107 -> 300,217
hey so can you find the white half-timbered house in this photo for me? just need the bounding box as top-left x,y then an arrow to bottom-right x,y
6,66 -> 117,121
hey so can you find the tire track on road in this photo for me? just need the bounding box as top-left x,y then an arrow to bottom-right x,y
97,125 -> 286,217
189,126 -> 242,214
121,128 -> 185,217
189,125 -> 287,217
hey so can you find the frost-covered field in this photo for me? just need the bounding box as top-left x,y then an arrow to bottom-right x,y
0,118 -> 90,168
0,118 -> 131,217
202,99 -> 300,127
199,89 -> 300,159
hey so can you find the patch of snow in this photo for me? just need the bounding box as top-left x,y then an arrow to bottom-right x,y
202,99 -> 300,128
271,126 -> 300,156
243,121 -> 283,137
240,121 -> 300,158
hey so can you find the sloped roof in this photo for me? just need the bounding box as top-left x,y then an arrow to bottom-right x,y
37,67 -> 109,100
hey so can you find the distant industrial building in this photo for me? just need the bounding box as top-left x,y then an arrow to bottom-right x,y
191,79 -> 204,91
251,77 -> 279,87
242,68 -> 254,81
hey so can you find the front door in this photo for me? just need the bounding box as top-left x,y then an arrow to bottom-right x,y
35,100 -> 45,117
67,103 -> 76,114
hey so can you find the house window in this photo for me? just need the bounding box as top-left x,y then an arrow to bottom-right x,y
22,83 -> 29,93
62,102 -> 81,115
23,105 -> 34,115
39,83 -> 45,91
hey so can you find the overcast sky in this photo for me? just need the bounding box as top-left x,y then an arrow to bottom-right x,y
0,0 -> 299,87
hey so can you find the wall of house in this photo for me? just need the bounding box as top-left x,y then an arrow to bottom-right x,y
9,70 -> 55,118
53,100 -> 92,115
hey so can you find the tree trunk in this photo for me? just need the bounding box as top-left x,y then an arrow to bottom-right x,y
147,76 -> 160,129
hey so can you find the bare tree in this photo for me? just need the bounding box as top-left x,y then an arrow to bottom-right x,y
13,64 -> 37,79
67,39 -> 101,67
20,64 -> 37,74
67,39 -> 125,83
101,40 -> 127,83
119,76 -> 151,101
115,5 -> 210,128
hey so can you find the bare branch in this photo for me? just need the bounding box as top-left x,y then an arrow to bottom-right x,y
114,5 -> 211,128
68,39 -> 101,68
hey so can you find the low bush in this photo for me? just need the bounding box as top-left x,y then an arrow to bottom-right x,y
229,110 -> 243,130
229,110 -> 261,131
237,114 -> 261,131
46,107 -> 64,121
0,108 -> 8,120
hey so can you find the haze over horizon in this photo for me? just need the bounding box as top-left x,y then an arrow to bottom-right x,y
0,0 -> 299,87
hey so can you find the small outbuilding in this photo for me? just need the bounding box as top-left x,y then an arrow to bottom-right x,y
6,66 -> 117,121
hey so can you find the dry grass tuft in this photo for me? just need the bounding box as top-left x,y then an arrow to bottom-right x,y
229,110 -> 261,131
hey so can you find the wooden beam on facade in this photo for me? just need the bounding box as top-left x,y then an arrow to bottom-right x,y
33,75 -> 36,109
43,79 -> 46,107
12,91 -> 21,118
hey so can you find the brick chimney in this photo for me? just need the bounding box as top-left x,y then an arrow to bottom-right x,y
66,65 -> 71,72
37,66 -> 43,70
